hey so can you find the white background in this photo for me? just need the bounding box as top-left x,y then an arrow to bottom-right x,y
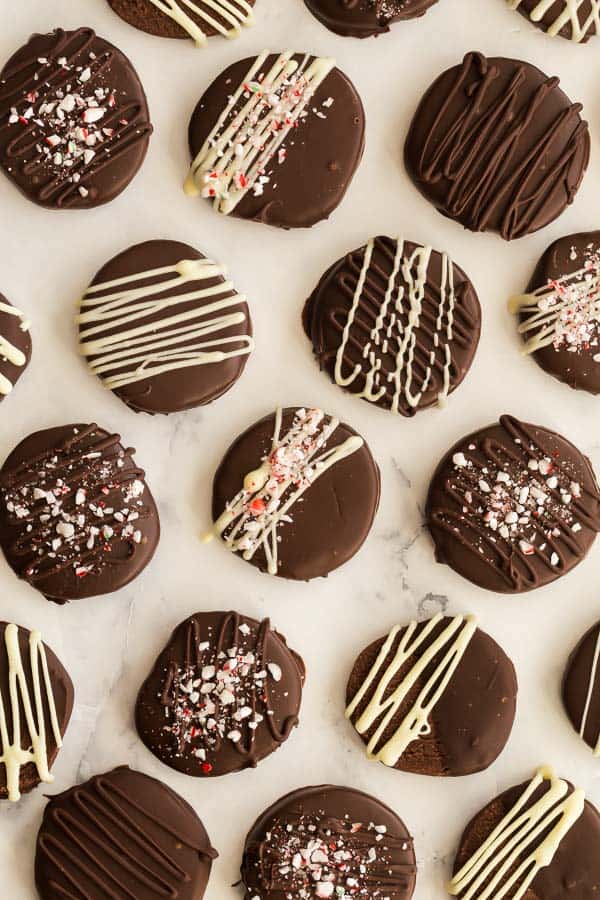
0,1 -> 599,898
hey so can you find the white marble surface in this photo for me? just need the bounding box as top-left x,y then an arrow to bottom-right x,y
1,1 -> 600,897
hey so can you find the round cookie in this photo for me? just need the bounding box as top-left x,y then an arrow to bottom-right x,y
404,52 -> 590,241
345,614 -> 517,776
0,294 -> 31,402
448,767 -> 600,898
509,230 -> 600,395
107,0 -> 256,46
241,784 -> 417,899
303,236 -> 481,415
563,620 -> 600,755
0,622 -> 73,802
35,766 -> 218,900
303,0 -> 439,37
77,240 -> 254,415
205,406 -> 380,580
136,610 -> 305,777
426,415 -> 600,593
0,423 -> 160,603
507,0 -> 598,42
185,51 -> 365,229
0,28 -> 152,209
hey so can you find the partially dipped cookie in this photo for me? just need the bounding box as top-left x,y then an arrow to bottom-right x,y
35,766 -> 218,899
77,240 -> 253,415
346,614 -> 517,776
205,406 -> 380,580
0,424 -> 160,603
427,415 -> 600,593
0,622 -> 73,802
108,0 -> 256,46
304,0 -> 440,37
304,236 -> 481,415
185,51 -> 365,229
0,294 -> 31,403
0,28 -> 152,209
136,610 -> 305,776
507,0 -> 598,42
242,784 -> 417,899
563,620 -> 600,755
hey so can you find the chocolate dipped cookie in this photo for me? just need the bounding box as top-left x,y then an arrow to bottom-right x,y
0,294 -> 31,403
303,0 -> 439,38
507,0 -> 598,42
563,619 -> 600,755
108,0 -> 255,46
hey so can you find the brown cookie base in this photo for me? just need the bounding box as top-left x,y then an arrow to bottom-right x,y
107,0 -> 257,40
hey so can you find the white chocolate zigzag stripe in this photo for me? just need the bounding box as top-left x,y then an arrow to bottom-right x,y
147,0 -> 254,47
579,627 -> 600,756
0,301 -> 29,396
508,0 -> 600,42
184,50 -> 335,214
0,624 -> 62,802
447,766 -> 585,899
345,614 -> 476,766
77,258 -> 253,391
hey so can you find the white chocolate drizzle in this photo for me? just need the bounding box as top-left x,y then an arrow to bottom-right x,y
447,766 -> 585,899
0,301 -> 30,396
77,258 -> 253,391
147,0 -> 253,46
204,407 -> 363,574
579,626 -> 600,756
0,624 -> 62,802
184,50 -> 335,214
335,239 -> 457,412
508,0 -> 599,42
345,614 -> 477,766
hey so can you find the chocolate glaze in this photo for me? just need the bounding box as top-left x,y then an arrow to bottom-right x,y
79,240 -> 253,415
0,28 -> 152,209
136,610 -> 305,777
563,620 -> 600,754
303,236 -> 481,415
510,0 -> 598,42
346,617 -> 517,776
0,423 -> 160,603
0,293 -> 31,403
35,766 -> 218,900
0,622 -> 73,800
303,0 -> 439,37
426,415 -> 600,593
188,53 -> 365,229
108,0 -> 257,39
242,784 -> 417,899
404,52 -> 590,240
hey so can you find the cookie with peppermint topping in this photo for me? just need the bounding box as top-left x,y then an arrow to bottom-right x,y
304,0 -> 440,38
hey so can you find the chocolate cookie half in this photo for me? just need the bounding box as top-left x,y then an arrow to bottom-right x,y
304,236 -> 481,415
346,614 -> 517,776
563,620 -> 600,755
77,240 -> 253,415
108,0 -> 256,46
0,622 -> 73,802
242,784 -> 417,899
0,423 -> 160,603
0,294 -> 31,403
404,52 -> 590,240
448,766 -> 600,899
185,51 -> 365,229
426,415 -> 600,593
136,610 -> 305,776
510,230 -> 600,394
0,28 -> 152,209
507,0 -> 598,42
205,406 -> 380,580
35,766 -> 218,900
303,0 -> 439,38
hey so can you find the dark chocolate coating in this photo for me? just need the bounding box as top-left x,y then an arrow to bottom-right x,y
0,423 -> 160,603
426,415 -> 600,593
304,0 -> 439,38
211,407 -> 380,580
516,230 -> 600,395
0,28 -> 152,209
35,766 -> 218,900
303,236 -> 481,415
242,784 -> 417,899
80,240 -> 253,415
0,293 -> 31,403
108,0 -> 257,39
0,622 -> 73,800
404,52 -> 590,241
188,53 -> 365,229
346,617 -> 517,776
510,0 -> 598,42
136,610 -> 305,777
452,775 -> 600,898
563,620 -> 600,753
